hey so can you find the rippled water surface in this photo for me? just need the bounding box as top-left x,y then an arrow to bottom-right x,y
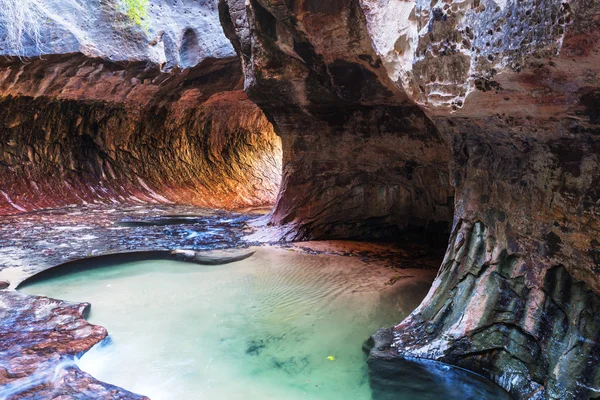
21,247 -> 510,400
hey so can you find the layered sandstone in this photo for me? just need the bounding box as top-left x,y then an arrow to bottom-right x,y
219,0 -> 454,241
0,0 -> 282,214
1,0 -> 599,398
0,55 -> 281,214
219,0 -> 600,398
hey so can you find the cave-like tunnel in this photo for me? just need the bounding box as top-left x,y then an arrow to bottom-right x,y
1,0 -> 599,400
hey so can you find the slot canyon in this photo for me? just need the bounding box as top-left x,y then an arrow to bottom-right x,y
0,0 -> 599,399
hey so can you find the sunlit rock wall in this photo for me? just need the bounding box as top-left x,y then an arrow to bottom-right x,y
0,55 -> 281,214
0,0 -> 282,214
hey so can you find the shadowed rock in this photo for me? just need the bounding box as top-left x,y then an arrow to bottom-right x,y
219,0 -> 600,398
171,248 -> 255,265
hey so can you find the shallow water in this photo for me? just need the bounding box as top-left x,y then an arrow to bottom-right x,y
20,247 -> 510,400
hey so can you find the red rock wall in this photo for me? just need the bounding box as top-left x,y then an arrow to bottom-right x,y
391,3 -> 600,398
0,55 -> 282,214
220,0 -> 454,241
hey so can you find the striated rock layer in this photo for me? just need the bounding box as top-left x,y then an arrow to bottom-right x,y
0,0 -> 282,215
0,290 -> 147,399
219,0 -> 600,398
0,55 -> 281,214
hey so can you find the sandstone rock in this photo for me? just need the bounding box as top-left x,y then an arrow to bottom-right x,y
171,248 -> 255,264
1,0 -> 599,398
219,0 -> 454,241
0,0 -> 233,68
0,0 -> 282,214
219,0 -> 600,398
0,290 -> 147,399
0,54 -> 282,214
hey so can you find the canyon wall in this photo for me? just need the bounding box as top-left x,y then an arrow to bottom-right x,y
219,0 -> 600,398
2,0 -> 599,397
219,0 -> 454,240
0,0 -> 282,214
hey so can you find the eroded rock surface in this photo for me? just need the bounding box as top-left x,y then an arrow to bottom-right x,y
0,0 -> 233,66
0,290 -> 147,399
219,0 -> 454,241
0,54 -> 282,214
384,2 -> 600,399
0,55 -> 281,213
0,0 -> 282,215
219,0 -> 600,398
1,0 -> 600,398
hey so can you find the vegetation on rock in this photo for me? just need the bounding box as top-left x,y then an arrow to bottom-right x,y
121,0 -> 149,28
0,0 -> 44,56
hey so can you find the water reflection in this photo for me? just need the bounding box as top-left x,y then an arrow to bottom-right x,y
370,356 -> 511,400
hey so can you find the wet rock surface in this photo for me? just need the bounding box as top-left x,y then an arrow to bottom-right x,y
365,328 -> 511,400
0,205 -> 255,288
0,291 -> 148,400
0,204 -> 257,398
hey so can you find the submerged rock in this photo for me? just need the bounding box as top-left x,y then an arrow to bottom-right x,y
171,248 -> 255,265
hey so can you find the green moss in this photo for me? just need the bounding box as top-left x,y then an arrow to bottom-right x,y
121,0 -> 149,28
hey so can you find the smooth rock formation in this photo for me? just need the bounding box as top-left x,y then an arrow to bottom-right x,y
219,0 -> 600,398
0,0 -> 282,214
219,0 -> 454,241
0,55 -> 282,214
171,248 -> 256,264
